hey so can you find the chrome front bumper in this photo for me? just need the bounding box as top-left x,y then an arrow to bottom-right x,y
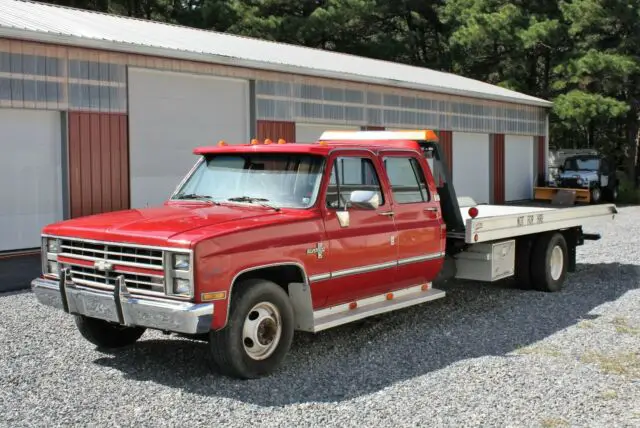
31,275 -> 213,335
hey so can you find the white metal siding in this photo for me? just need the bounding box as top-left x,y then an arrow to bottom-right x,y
452,132 -> 490,204
0,108 -> 62,251
0,0 -> 551,108
505,135 -> 534,201
128,68 -> 250,208
295,123 -> 360,143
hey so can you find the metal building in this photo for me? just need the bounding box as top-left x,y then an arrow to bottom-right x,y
0,0 -> 552,253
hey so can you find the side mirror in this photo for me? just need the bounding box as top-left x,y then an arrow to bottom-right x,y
349,190 -> 380,210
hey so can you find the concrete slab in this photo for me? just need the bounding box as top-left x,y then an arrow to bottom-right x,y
0,253 -> 40,293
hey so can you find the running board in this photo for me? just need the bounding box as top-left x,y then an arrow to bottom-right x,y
311,284 -> 446,333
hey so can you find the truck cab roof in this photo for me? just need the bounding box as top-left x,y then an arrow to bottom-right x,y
193,129 -> 440,156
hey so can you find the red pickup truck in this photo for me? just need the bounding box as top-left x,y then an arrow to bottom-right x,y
32,130 -> 618,379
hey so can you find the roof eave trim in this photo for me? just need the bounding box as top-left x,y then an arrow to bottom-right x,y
0,27 -> 554,108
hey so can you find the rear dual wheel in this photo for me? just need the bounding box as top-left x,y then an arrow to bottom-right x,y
515,232 -> 568,292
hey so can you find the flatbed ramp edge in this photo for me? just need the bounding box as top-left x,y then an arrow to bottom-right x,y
460,203 -> 619,243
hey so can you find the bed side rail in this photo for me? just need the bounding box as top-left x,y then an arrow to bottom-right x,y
464,204 -> 618,243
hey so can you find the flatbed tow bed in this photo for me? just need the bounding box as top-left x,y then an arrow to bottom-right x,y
454,203 -> 617,243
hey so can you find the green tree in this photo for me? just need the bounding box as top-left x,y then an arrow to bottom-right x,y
558,0 -> 640,177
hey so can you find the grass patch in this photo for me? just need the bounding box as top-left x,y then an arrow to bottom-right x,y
599,389 -> 618,400
581,351 -> 640,378
515,345 -> 563,357
541,418 -> 570,428
611,317 -> 640,336
577,320 -> 596,329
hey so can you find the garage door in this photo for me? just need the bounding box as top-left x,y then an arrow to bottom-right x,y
295,123 -> 360,143
0,109 -> 62,252
505,135 -> 534,201
452,132 -> 490,203
128,68 -> 250,208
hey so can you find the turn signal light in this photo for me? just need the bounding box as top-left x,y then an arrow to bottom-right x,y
201,291 -> 227,301
468,207 -> 479,218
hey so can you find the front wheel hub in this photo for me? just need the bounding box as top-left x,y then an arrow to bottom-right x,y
242,302 -> 282,360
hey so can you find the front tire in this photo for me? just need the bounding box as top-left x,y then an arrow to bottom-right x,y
209,279 -> 294,379
531,233 -> 568,292
74,315 -> 146,348
590,185 -> 602,204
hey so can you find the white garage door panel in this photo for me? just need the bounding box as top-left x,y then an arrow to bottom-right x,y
505,135 -> 534,201
0,109 -> 62,251
295,123 -> 360,143
129,68 -> 250,208
452,132 -> 490,204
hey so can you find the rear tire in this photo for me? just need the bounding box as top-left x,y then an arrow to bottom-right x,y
605,184 -> 618,202
209,279 -> 294,379
74,315 -> 146,348
513,237 -> 533,289
531,233 -> 568,292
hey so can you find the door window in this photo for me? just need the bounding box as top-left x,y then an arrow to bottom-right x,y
384,156 -> 431,203
326,156 -> 384,209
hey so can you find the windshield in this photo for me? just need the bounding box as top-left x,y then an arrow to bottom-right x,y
563,158 -> 599,171
173,153 -> 326,209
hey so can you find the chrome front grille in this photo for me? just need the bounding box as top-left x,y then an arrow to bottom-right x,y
59,239 -> 164,270
68,265 -> 164,295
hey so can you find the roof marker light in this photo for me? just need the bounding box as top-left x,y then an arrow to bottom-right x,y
250,139 -> 259,145
218,140 -> 227,146
468,206 -> 479,219
264,139 -> 273,145
278,138 -> 287,144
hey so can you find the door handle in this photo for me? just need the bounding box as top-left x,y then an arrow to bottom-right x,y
379,211 -> 395,217
424,207 -> 438,212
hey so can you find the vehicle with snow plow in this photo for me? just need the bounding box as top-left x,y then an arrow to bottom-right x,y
534,152 -> 618,204
32,130 -> 618,379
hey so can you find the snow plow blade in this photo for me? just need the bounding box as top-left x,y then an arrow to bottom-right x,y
533,186 -> 591,204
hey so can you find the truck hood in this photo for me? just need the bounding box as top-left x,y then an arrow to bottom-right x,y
42,203 -> 279,248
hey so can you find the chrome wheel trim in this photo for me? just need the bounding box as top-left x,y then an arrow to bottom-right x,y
550,245 -> 564,281
242,301 -> 282,361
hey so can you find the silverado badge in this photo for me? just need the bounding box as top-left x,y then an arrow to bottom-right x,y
94,260 -> 114,272
306,242 -> 325,259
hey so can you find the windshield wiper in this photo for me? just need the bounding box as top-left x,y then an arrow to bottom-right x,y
174,193 -> 219,204
227,196 -> 280,211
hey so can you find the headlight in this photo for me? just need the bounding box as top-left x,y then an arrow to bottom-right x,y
47,238 -> 60,253
47,261 -> 59,276
173,278 -> 191,295
173,254 -> 190,270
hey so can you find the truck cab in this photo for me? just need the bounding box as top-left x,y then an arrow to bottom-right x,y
32,130 -> 617,379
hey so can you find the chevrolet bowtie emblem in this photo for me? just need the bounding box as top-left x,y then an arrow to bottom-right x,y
306,242 -> 325,259
94,260 -> 114,272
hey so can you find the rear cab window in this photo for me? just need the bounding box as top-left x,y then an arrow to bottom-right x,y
383,155 -> 431,204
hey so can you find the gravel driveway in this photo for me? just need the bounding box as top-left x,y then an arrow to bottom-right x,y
1,206 -> 639,428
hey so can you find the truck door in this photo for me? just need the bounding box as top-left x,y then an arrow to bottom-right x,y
318,151 -> 398,307
380,151 -> 445,287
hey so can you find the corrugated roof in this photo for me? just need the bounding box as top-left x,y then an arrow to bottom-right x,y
0,0 -> 552,107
